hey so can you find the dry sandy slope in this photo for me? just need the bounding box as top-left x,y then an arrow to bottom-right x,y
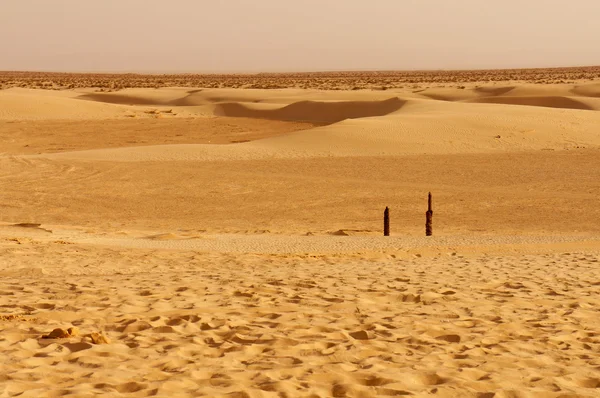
2,84 -> 595,161
39,101 -> 600,161
3,82 -> 600,121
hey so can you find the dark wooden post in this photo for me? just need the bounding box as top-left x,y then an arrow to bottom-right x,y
384,207 -> 390,236
426,192 -> 433,236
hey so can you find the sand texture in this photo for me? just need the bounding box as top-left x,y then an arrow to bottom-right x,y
1,71 -> 600,397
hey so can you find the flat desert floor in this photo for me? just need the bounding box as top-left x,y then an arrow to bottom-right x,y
1,72 -> 600,397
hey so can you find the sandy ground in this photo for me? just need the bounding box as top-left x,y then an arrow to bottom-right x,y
1,80 -> 600,397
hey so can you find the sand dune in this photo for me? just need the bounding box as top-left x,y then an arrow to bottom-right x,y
5,83 -> 600,122
7,84 -> 598,163
2,82 -> 600,397
251,101 -> 600,155
418,83 -> 600,111
0,88 -> 216,120
0,88 -> 131,120
78,88 -> 334,107
37,98 -> 600,162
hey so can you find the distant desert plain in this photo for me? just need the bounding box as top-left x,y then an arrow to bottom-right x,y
1,67 -> 600,397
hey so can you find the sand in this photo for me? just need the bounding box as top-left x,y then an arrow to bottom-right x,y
1,75 -> 600,397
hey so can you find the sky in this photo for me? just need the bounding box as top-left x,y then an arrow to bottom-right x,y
1,0 -> 599,73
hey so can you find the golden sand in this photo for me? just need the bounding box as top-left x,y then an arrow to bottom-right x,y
1,72 -> 599,397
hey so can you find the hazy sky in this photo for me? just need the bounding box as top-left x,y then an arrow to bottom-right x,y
1,0 -> 599,73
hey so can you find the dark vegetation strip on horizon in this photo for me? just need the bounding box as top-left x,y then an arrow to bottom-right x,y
1,66 -> 599,91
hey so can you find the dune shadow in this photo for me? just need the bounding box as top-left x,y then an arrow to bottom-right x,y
474,86 -> 515,96
420,93 -> 456,102
214,97 -> 406,124
11,223 -> 52,233
77,92 -> 207,107
571,84 -> 600,98
78,93 -> 166,106
468,96 -> 593,111
421,86 -> 515,102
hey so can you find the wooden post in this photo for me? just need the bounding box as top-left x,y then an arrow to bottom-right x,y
426,192 -> 433,236
384,207 -> 390,236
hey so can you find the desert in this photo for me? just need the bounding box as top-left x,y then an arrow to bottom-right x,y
1,68 -> 600,397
